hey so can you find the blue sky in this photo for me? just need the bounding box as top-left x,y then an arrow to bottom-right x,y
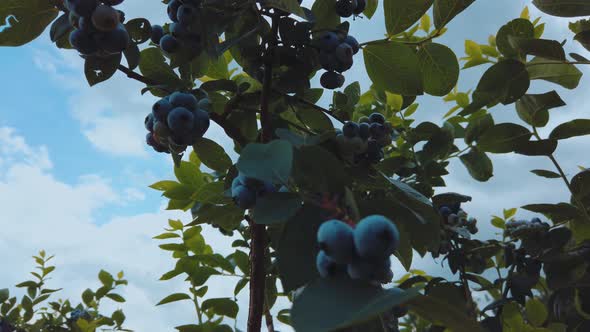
1,0 -> 589,331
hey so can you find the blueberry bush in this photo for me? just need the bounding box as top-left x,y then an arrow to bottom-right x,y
2,0 -> 590,331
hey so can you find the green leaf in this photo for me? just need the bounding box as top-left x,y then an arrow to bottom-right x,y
571,169 -> 590,200
532,0 -> 590,17
460,147 -> 493,182
526,298 -> 548,327
174,161 -> 202,186
496,19 -> 534,58
311,0 -> 340,30
384,0 -> 434,35
531,169 -> 561,178
514,139 -> 558,156
201,298 -> 239,318
515,91 -> 565,128
276,204 -> 323,291
153,232 -> 181,240
0,0 -> 59,46
364,0 -> 379,18
193,181 -> 228,204
139,47 -> 183,88
163,183 -> 196,200
84,54 -> 122,87
491,216 -> 505,229
522,203 -> 581,222
0,289 -> 9,303
477,123 -> 532,153
292,278 -> 421,332
49,13 -> 71,43
156,293 -> 192,306
433,0 -> 475,29
252,192 -> 302,225
503,208 -> 517,219
125,18 -> 151,44
193,138 -> 232,172
417,43 -> 460,96
509,37 -> 566,61
98,270 -> 114,288
549,119 -> 590,140
407,294 -> 485,332
237,140 -> 293,184
526,57 -> 583,89
293,145 -> 351,192
363,42 -> 424,95
105,293 -> 125,303
465,113 -> 494,145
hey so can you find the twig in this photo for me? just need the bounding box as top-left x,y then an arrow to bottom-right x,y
117,65 -> 158,86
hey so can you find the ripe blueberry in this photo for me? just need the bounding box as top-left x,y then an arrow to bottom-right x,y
354,215 -> 399,259
320,71 -> 345,89
232,186 -> 257,209
167,107 -> 195,135
69,29 -> 98,55
319,51 -> 337,71
91,5 -> 120,32
103,0 -> 124,5
197,98 -> 212,112
160,34 -> 180,53
192,109 -> 210,139
354,0 -> 366,15
316,250 -> 344,278
369,122 -> 386,138
317,219 -> 356,264
66,0 -> 98,18
151,25 -> 165,44
145,113 -> 155,132
342,121 -> 360,138
317,32 -> 341,52
167,0 -> 181,22
335,0 -> 355,18
95,23 -> 129,53
344,35 -> 360,54
359,122 -> 370,139
335,43 -> 353,64
153,98 -> 173,122
369,112 -> 385,124
177,5 -> 198,27
170,92 -> 198,110
439,206 -> 452,217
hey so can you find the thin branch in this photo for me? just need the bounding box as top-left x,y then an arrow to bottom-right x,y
264,305 -> 275,332
359,29 -> 444,48
117,65 -> 158,86
526,60 -> 590,67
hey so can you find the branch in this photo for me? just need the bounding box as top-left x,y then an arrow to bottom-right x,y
275,89 -> 345,124
117,65 -> 158,86
264,305 -> 275,332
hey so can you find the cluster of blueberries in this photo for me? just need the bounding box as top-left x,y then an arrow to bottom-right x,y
145,91 -> 211,153
150,0 -> 204,54
335,112 -> 394,164
69,308 -> 92,322
335,0 -> 367,18
315,30 -> 360,89
436,203 -> 478,255
231,174 -> 276,210
67,0 -> 129,56
316,215 -> 400,284
505,217 -> 550,238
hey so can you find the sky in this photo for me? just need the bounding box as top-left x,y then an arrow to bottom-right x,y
1,0 -> 589,331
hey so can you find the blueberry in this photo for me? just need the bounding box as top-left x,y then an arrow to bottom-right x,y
160,34 -> 180,53
316,251 -> 345,278
369,112 -> 385,124
170,92 -> 198,110
257,180 -> 276,197
335,43 -> 353,64
320,71 -> 345,89
167,0 -> 181,22
66,0 -> 98,18
192,109 -> 210,139
369,122 -> 386,138
344,35 -> 360,54
78,16 -> 93,31
167,107 -> 195,134
354,215 -> 399,259
317,219 -> 356,264
146,132 -> 157,146
439,206 -> 452,217
334,53 -> 353,72
177,5 -> 198,27
447,213 -> 460,226
366,140 -> 383,163
359,122 -> 370,139
145,114 -> 155,132
342,121 -> 360,138
347,257 -> 392,283
170,23 -> 189,39
335,0 -> 355,18
358,116 -> 370,123
232,175 -> 247,191
69,29 -> 98,55
153,121 -> 172,138
91,5 -> 120,32
103,0 -> 124,5
153,98 -> 173,122
354,0 -> 366,15
317,32 -> 341,52
69,12 -> 80,29
117,10 -> 125,23
232,186 -> 257,209
151,25 -> 165,44
319,51 -> 337,71
197,98 -> 212,112
95,23 -> 129,53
